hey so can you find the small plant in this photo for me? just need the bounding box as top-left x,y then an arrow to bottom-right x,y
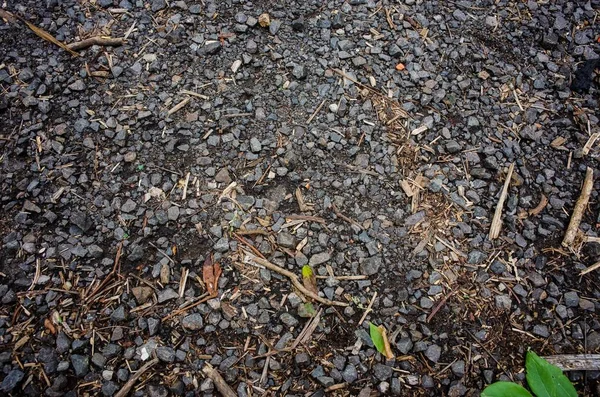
481,351 -> 577,397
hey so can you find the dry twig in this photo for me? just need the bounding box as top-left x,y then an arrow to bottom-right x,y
244,252 -> 348,307
562,167 -> 594,247
489,163 -> 514,240
68,37 -> 124,51
202,363 -> 237,397
114,358 -> 159,397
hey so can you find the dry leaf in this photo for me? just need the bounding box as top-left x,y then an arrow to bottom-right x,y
258,13 -> 271,27
202,254 -> 222,296
44,318 -> 57,334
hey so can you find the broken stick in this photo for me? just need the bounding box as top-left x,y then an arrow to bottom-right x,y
562,167 -> 594,247
114,358 -> 159,397
244,252 -> 348,307
202,363 -> 237,397
68,37 -> 124,51
489,163 -> 515,240
542,354 -> 600,371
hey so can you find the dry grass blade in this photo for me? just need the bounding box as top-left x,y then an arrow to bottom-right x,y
17,14 -> 80,57
528,194 -> 548,216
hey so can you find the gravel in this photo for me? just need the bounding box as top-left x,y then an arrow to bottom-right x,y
1,0 -> 599,395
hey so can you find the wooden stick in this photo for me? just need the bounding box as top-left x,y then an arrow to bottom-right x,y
580,260 -> 600,276
489,163 -> 515,240
202,363 -> 237,397
244,253 -> 348,307
114,358 -> 159,397
68,37 -> 124,51
357,291 -> 377,326
167,97 -> 190,116
306,99 -> 326,125
563,167 -> 594,247
542,354 -> 600,371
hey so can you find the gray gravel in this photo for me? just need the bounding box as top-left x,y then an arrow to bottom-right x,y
1,0 -> 600,395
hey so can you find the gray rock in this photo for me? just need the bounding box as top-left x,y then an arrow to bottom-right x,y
182,314 -> 204,330
425,344 -> 441,363
360,256 -> 382,276
156,346 -> 176,362
292,64 -> 307,80
0,369 -> 24,392
71,354 -> 89,377
151,0 -> 166,12
309,252 -> 331,266
373,363 -> 393,380
342,364 -> 358,383
564,291 -> 579,308
280,312 -> 299,327
396,337 -> 413,354
157,288 -> 179,303
250,137 -> 262,152
495,294 -> 512,310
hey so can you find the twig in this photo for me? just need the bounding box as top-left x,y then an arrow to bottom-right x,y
290,309 -> 323,350
85,242 -> 123,303
580,261 -> 600,276
180,89 -> 209,100
489,163 -> 515,240
244,252 -> 348,307
426,291 -> 456,323
202,363 -> 237,397
306,99 -> 326,124
563,167 -> 594,247
167,97 -> 190,116
181,172 -> 190,200
357,291 -> 377,326
114,358 -> 159,397
222,112 -> 253,118
161,292 -> 211,321
332,204 -> 363,230
68,37 -> 124,51
148,242 -> 176,265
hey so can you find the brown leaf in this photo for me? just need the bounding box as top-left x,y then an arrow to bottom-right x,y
44,318 -> 56,334
202,254 -> 221,296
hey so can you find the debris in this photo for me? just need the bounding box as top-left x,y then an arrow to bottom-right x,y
258,13 -> 270,27
542,354 -> 600,371
202,254 -> 222,296
562,167 -> 593,247
244,252 -> 348,306
68,37 -> 125,51
202,363 -> 237,397
114,358 -> 159,397
489,163 -> 515,240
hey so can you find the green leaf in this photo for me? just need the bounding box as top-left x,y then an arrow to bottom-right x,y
369,322 -> 385,354
301,265 -> 313,278
481,382 -> 533,397
526,351 -> 577,397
